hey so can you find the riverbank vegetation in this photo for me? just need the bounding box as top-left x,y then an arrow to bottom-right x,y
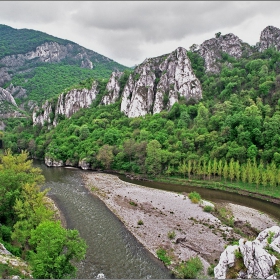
0,150 -> 87,278
2,47 -> 280,202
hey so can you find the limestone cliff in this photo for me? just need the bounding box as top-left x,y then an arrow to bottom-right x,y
0,87 -> 18,107
100,71 -> 123,105
259,25 -> 280,52
33,81 -> 99,127
120,47 -> 202,118
197,33 -> 250,74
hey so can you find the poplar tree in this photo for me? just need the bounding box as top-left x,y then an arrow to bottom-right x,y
234,160 -> 241,183
229,158 -> 235,183
218,159 -> 223,181
241,164 -> 247,184
187,160 -> 192,179
223,161 -> 228,182
247,159 -> 253,185
203,160 -> 207,180
212,158 -> 218,180
207,160 -> 212,180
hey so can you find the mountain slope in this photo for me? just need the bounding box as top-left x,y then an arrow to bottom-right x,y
0,24 -> 129,115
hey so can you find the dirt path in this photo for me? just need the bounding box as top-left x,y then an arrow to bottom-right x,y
82,172 -> 278,273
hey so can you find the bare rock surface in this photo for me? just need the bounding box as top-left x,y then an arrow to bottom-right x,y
0,243 -> 32,278
215,226 -> 280,279
259,26 -> 280,52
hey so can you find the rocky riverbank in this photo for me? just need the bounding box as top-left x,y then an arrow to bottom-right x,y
82,172 -> 278,275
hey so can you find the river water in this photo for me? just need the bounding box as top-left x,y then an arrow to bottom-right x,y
35,161 -> 280,279
35,162 -> 173,279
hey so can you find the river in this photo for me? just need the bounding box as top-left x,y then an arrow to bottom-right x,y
35,162 -> 173,279
35,161 -> 280,279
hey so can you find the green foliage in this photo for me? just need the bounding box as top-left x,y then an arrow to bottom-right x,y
167,230 -> 176,239
129,201 -> 137,206
156,248 -> 171,265
0,150 -> 44,225
203,205 -> 214,212
137,220 -> 143,225
188,191 -> 201,203
28,220 -> 87,279
0,150 -> 87,278
267,231 -> 275,244
175,256 -> 203,279
0,263 -> 27,279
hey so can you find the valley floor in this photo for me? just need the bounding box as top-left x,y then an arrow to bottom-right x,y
82,172 -> 278,275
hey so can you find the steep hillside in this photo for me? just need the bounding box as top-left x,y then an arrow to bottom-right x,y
0,24 -> 129,115
3,26 -> 280,195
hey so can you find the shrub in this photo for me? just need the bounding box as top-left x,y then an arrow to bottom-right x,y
175,256 -> 203,279
137,220 -> 143,225
203,205 -> 213,212
129,201 -> 138,206
156,248 -> 171,265
188,191 -> 201,203
167,230 -> 176,239
207,264 -> 215,277
267,231 -> 275,244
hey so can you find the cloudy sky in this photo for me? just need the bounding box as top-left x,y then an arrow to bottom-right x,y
0,1 -> 280,67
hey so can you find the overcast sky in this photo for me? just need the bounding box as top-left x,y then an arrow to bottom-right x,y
0,1 -> 280,67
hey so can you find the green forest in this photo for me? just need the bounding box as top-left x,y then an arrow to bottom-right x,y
2,47 -> 280,201
0,151 -> 87,278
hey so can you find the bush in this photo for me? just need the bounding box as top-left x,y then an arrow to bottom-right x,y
129,201 -> 138,206
167,230 -> 176,239
188,191 -> 201,203
207,264 -> 215,277
175,256 -> 203,279
203,205 -> 213,212
156,248 -> 171,265
137,220 -> 143,225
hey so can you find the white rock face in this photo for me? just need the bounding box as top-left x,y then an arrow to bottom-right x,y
101,71 -> 123,105
45,157 -> 64,167
259,26 -> 280,52
0,87 -> 18,107
33,81 -> 98,127
78,159 -> 91,170
239,239 -> 277,279
120,47 -> 202,118
120,74 -> 135,115
1,42 -> 69,66
32,100 -> 53,126
214,245 -> 239,279
198,33 -> 247,73
154,47 -> 202,113
214,226 -> 280,279
54,81 -> 98,123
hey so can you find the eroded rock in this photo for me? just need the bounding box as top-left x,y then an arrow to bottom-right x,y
214,226 -> 280,279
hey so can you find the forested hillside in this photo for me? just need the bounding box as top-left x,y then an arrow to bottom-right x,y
0,24 -> 129,112
2,43 -> 280,198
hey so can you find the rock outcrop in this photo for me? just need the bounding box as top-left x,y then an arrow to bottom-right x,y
197,33 -> 249,74
120,47 -> 202,118
100,71 -> 123,105
45,157 -> 64,167
0,87 -> 18,107
0,243 -> 32,278
214,226 -> 280,279
259,26 -> 280,52
33,81 -> 99,127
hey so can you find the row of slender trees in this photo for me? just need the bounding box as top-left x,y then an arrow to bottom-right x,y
177,158 -> 280,189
